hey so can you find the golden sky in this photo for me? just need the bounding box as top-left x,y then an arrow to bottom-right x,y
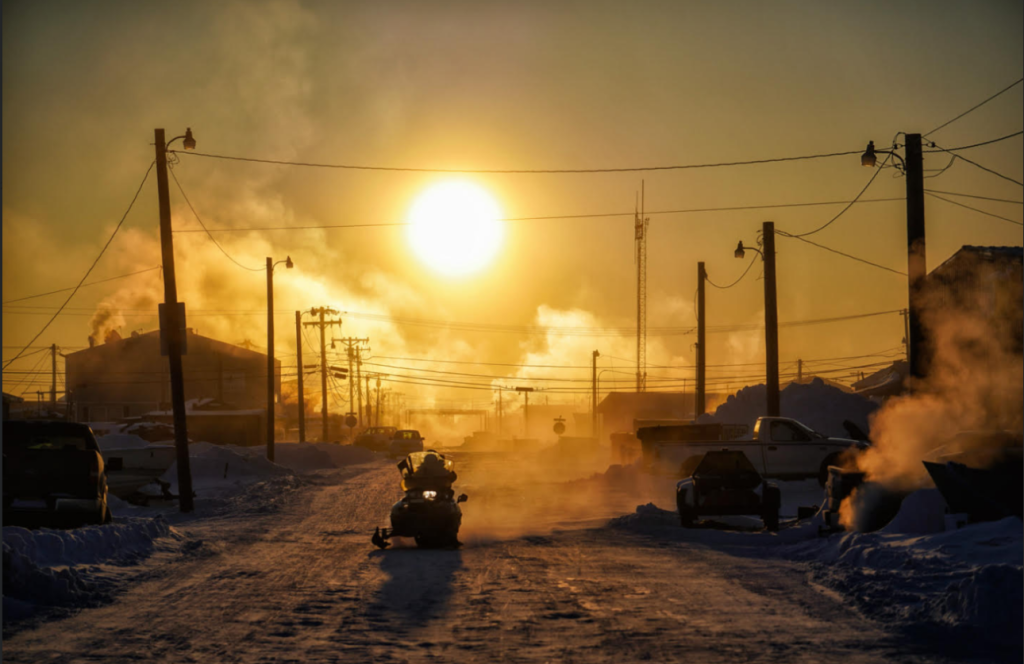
3,0 -> 1022,410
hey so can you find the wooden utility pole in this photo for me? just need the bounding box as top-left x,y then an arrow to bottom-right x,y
696,262 -> 706,417
365,374 -> 372,427
375,375 -> 382,426
763,222 -> 780,417
516,386 -> 534,437
591,350 -> 599,438
797,359 -> 803,382
904,134 -> 927,382
50,343 -> 57,409
154,128 -> 194,512
295,311 -> 305,443
303,307 -> 341,441
339,338 -> 369,428
266,258 -> 275,461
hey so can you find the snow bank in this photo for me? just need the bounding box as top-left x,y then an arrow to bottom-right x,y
269,442 -> 377,471
96,433 -> 154,451
783,517 -> 1023,645
2,517 -> 188,623
698,377 -> 877,439
162,442 -> 292,489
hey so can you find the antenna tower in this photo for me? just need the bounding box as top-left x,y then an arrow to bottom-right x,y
635,181 -> 649,392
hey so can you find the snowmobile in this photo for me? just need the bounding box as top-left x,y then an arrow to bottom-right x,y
372,450 -> 468,549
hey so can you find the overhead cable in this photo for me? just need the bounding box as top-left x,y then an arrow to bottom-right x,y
2,161 -> 155,371
924,79 -> 1024,137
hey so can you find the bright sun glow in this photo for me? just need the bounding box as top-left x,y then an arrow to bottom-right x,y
407,181 -> 503,276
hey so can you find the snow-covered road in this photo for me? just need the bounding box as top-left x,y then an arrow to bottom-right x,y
3,456 -> 988,664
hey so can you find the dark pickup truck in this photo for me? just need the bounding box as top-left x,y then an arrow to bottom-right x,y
2,420 -> 111,528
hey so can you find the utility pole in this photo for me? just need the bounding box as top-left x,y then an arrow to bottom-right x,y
154,128 -> 194,513
516,386 -> 534,437
365,374 -> 372,427
797,359 -> 803,383
375,375 -> 382,426
303,307 -> 341,441
498,389 -> 504,436
338,338 -> 369,427
295,311 -> 305,443
763,222 -> 780,417
904,134 -> 927,382
50,343 -> 57,408
862,136 -> 927,384
266,258 -> 275,461
591,350 -> 599,438
901,308 -> 910,360
355,346 -> 364,428
696,262 -> 706,417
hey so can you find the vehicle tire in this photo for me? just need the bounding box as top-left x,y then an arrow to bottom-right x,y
763,507 -> 779,532
679,505 -> 696,528
762,485 -> 781,532
818,453 -> 841,487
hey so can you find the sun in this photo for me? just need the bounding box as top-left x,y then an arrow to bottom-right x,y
407,181 -> 504,276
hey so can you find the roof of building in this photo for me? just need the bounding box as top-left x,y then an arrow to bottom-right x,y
597,391 -> 687,414
65,329 -> 272,361
929,245 -> 1023,278
3,392 -> 25,404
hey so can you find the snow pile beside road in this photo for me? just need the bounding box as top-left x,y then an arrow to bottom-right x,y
783,517 -> 1023,646
698,378 -> 877,439
2,517 -> 189,623
96,433 -> 155,450
162,442 -> 292,489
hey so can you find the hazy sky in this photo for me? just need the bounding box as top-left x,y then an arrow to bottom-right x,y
3,0 -> 1022,409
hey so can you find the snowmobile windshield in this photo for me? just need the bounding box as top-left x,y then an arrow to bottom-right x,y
399,451 -> 456,491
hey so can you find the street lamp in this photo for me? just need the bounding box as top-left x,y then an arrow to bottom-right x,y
861,135 -> 926,383
735,222 -> 780,417
266,256 -> 294,462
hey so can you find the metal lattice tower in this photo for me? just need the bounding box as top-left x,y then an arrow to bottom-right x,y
635,182 -> 649,392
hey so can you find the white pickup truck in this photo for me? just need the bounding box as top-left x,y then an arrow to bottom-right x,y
637,417 -> 868,486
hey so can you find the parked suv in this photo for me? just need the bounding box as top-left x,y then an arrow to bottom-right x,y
3,420 -> 111,528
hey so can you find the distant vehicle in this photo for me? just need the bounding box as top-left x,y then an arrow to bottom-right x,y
372,450 -> 468,549
676,450 -> 781,531
639,417 -> 867,486
388,429 -> 425,458
2,420 -> 111,528
353,426 -> 397,452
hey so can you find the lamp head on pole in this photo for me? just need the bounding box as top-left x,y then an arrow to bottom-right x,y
734,241 -> 746,259
182,128 -> 196,151
285,256 -> 293,269
861,140 -> 877,167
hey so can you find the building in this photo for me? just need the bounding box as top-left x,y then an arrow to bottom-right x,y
597,392 -> 691,437
3,392 -> 24,421
924,245 -> 1023,355
65,329 -> 281,424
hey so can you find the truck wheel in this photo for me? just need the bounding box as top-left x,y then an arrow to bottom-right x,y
763,507 -> 779,532
679,506 -> 696,528
818,454 -> 841,487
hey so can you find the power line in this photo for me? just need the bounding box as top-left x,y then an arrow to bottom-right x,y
770,232 -> 909,276
168,168 -> 264,271
3,161 -> 155,371
789,153 -> 893,237
173,147 -> 865,175
706,254 -> 758,289
170,197 -> 905,234
2,267 -> 162,305
925,191 -> 1023,226
928,139 -> 1024,188
923,189 -> 1023,205
925,129 -> 1023,153
925,78 -> 1024,137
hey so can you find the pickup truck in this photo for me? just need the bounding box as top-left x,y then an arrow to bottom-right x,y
638,417 -> 867,486
2,420 -> 112,528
